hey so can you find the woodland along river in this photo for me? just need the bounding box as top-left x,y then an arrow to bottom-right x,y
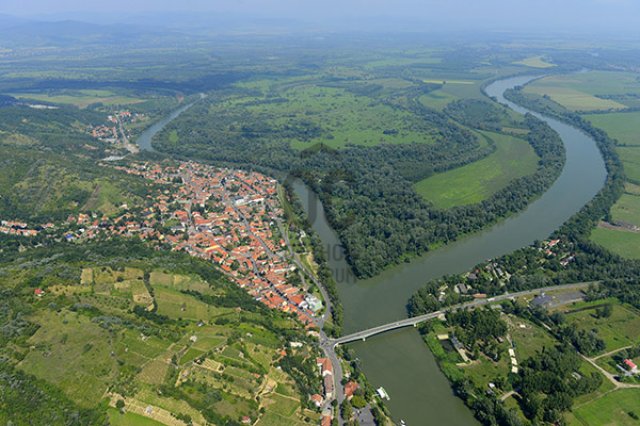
291,75 -> 607,425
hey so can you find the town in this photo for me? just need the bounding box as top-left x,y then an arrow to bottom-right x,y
0,159 -> 350,418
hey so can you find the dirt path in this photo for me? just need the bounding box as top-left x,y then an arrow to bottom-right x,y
592,345 -> 633,361
581,354 -> 640,389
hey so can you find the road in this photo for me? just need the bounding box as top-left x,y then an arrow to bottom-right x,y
330,282 -> 594,346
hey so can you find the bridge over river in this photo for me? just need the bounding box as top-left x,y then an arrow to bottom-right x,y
330,282 -> 593,346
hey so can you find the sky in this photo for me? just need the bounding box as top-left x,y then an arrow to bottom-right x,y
1,0 -> 639,34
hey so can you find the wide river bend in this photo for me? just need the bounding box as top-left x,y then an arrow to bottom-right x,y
291,76 -> 607,424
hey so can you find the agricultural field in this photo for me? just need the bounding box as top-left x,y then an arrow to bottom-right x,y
591,227 -> 640,259
4,261 -> 321,426
584,111 -> 640,147
513,55 -> 556,68
414,131 -> 538,208
9,89 -> 145,108
18,309 -> 118,408
570,388 -> 640,426
610,193 -> 640,227
524,71 -> 640,111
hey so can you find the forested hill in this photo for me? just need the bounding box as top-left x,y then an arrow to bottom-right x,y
154,79 -> 565,278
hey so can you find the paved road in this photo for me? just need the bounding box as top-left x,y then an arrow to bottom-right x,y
330,282 -> 594,346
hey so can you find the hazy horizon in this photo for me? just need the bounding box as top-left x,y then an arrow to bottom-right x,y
1,0 -> 639,35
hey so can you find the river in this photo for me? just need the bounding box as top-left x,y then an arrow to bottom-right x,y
136,76 -> 607,424
136,101 -> 196,151
291,76 -> 607,424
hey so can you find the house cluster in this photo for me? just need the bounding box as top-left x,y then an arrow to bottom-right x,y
90,110 -> 145,153
8,160 -> 324,328
541,238 -> 576,267
111,161 -> 323,325
0,219 -> 51,237
312,357 -> 335,410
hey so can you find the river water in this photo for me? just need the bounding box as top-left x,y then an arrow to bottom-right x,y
136,102 -> 196,151
291,76 -> 607,424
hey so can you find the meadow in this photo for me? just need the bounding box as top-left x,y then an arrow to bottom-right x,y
585,111 -> 640,146
591,227 -> 640,259
513,55 -> 556,69
610,193 -> 640,227
524,71 -> 640,111
10,89 -> 144,108
229,80 -> 439,149
571,388 -> 640,426
414,131 -> 538,208
563,301 -> 640,353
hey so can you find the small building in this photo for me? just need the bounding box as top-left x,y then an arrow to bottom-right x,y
310,393 -> 323,408
305,294 -> 323,313
531,292 -> 553,307
323,375 -> 335,399
376,387 -> 390,401
624,359 -> 638,374
344,380 -> 359,400
34,288 -> 45,297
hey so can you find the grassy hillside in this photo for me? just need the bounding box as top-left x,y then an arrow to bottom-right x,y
0,241 -> 321,425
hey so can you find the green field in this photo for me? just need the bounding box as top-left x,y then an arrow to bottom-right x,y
614,146 -> 640,183
227,81 -> 439,149
585,111 -> 640,146
414,131 -> 538,208
401,75 -> 486,112
571,389 -> 640,426
107,409 -> 165,426
19,310 -> 116,407
513,56 -> 556,69
564,302 -> 640,353
525,72 -> 640,111
509,315 -> 557,360
591,227 -> 640,259
10,89 -> 144,108
610,193 -> 640,227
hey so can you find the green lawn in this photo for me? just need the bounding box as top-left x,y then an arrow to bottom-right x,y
571,389 -> 640,426
414,131 -> 538,208
419,90 -> 459,111
19,310 -> 116,407
591,227 -> 640,259
234,83 -> 438,149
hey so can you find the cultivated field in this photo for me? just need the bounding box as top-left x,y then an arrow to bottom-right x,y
591,227 -> 640,259
513,55 -> 556,68
10,89 -> 144,108
571,388 -> 640,426
524,71 -> 640,111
